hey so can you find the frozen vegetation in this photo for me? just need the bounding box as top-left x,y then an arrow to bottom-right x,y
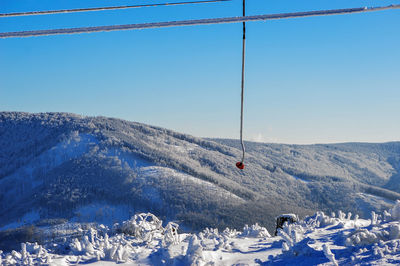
0,112 -> 400,253
2,202 -> 400,265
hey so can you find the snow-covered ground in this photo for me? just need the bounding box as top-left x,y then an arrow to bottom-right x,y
3,202 -> 400,265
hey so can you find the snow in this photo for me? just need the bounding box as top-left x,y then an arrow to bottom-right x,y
291,175 -> 310,183
137,166 -> 245,202
105,148 -> 153,169
3,203 -> 400,265
0,133 -> 97,190
390,200 -> 400,220
71,203 -> 131,227
0,133 -> 97,194
0,211 -> 40,231
277,214 -> 299,220
0,132 -> 99,229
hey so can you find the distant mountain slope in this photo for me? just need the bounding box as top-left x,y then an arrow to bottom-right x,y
1,112 -> 399,240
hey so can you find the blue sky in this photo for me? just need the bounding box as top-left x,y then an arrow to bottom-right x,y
1,0 -> 399,144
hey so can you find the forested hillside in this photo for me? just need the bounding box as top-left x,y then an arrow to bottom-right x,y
1,112 -> 399,247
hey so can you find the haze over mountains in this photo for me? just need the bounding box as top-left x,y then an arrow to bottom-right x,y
1,112 -> 399,239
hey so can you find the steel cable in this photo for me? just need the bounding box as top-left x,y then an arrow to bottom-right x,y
0,0 -> 231,17
1,5 -> 399,38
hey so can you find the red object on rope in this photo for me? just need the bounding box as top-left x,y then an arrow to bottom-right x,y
236,162 -> 245,170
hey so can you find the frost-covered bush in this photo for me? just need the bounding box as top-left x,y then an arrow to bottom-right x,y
305,211 -> 337,228
0,213 -> 188,264
0,242 -> 52,265
371,211 -> 382,225
115,213 -> 163,242
345,229 -> 381,246
323,244 -> 338,266
241,223 -> 271,238
199,228 -> 220,240
278,222 -> 305,251
345,221 -> 400,247
197,226 -> 241,252
198,228 -> 222,251
389,200 -> 400,221
371,239 -> 400,259
304,210 -> 364,231
186,235 -> 205,265
221,227 -> 239,238
163,222 -> 180,245
388,223 -> 400,239
67,213 -> 174,263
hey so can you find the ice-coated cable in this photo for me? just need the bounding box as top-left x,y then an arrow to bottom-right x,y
1,5 -> 399,38
0,0 -> 231,17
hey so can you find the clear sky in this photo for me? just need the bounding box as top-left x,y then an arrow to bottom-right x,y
1,0 -> 399,144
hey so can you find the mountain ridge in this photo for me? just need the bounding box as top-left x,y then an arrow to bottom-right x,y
1,112 -> 399,243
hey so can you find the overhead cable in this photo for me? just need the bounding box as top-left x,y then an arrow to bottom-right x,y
0,0 -> 231,17
0,4 -> 399,38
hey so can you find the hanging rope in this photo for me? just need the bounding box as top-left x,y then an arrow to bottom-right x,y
236,0 -> 246,170
0,0 -> 231,17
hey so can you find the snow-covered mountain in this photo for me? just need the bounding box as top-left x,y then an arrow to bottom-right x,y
1,112 -> 400,252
